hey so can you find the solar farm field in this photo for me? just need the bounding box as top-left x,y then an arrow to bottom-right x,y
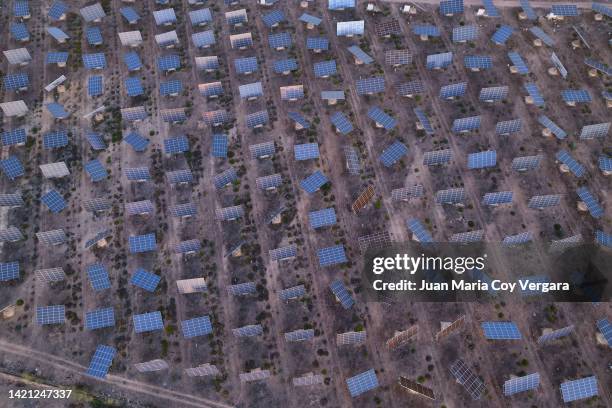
0,0 -> 610,407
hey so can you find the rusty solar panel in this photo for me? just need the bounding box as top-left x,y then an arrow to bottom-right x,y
351,185 -> 375,213
386,325 -> 418,349
434,315 -> 466,342
398,376 -> 435,400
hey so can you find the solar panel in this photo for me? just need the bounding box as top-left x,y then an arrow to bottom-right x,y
368,107 -> 396,130
300,171 -> 328,193
250,141 -> 275,159
202,109 -> 230,126
170,202 -> 197,218
351,185 -> 375,213
84,159 -> 108,182
520,0 -> 537,19
397,81 -> 424,97
592,2 -> 612,16
482,322 -> 522,339
157,54 -> 180,71
35,267 -> 65,282
293,373 -> 324,387
36,305 -> 65,325
175,239 -> 201,254
556,150 -> 584,176
309,208 -> 337,229
356,76 -> 384,95
537,325 -> 574,344
118,31 -> 142,47
580,122 -> 610,141
48,1 -> 68,20
160,79 -> 182,97
450,230 -> 484,243
11,23 -> 30,41
450,359 -> 485,400
344,146 -> 361,175
80,3 -> 105,21
215,205 -> 244,221
504,373 -> 540,396
379,141 -> 408,167
153,8 -> 176,25
495,118 -> 522,135
192,30 -> 215,48
129,233 -> 156,253
398,377 -> 435,400
46,103 -> 70,119
528,194 -> 561,209
479,86 -> 508,101
225,9 -> 248,25
481,0 -> 500,16
507,51 -> 529,74
13,0 -> 29,17
123,52 -> 142,71
86,263 -> 111,291
407,218 -> 433,243
426,52 -> 453,69
596,319 -> 612,346
385,49 -> 412,66
135,360 -> 168,373
453,25 -> 477,42
164,135 -> 189,154
160,108 -> 187,123
524,83 -> 545,107
182,316 -> 212,338
269,245 -> 297,261
502,231 -> 533,246
467,150 -> 496,169
560,377 -> 598,402
318,245 -> 347,267
85,307 -> 115,330
82,53 -> 106,69
185,364 -> 219,377
227,281 -> 256,296
337,21 -> 364,36
42,129 -> 69,149
436,188 -> 466,204
0,226 -> 24,242
346,369 -> 379,397
550,234 -> 583,252
39,162 -> 69,179
87,76 -> 103,97
123,132 -> 149,152
255,173 -> 283,190
464,55 -> 492,70
391,185 -> 425,201
262,9 -> 285,27
280,85 -> 305,100
133,311 -> 163,333
268,32 -> 292,49
85,345 -> 115,378
329,279 -> 354,308
561,89 -> 591,103
483,191 -> 513,206
0,156 -> 24,180
41,190 -> 66,213
211,134 -> 228,158
125,200 -> 154,215
86,27 -> 103,45
529,27 -> 554,47
337,331 -> 366,345
176,278 -> 207,294
313,60 -> 337,78
551,4 -> 578,16
235,57 -> 259,75
0,262 -> 19,281
285,329 -> 315,342
440,0 -> 464,15
440,82 -> 467,99
189,8 -> 212,26
0,100 -> 28,117
491,25 -> 513,44
300,13 -> 322,25
0,192 -> 24,207
121,106 -> 147,121
233,324 -> 263,337
213,167 -> 237,189
452,116 -> 481,133
576,187 -> 603,218
279,285 -> 306,301
120,6 -> 140,23
1,128 -> 26,146
240,369 -> 271,383
130,269 -> 160,292
413,24 -> 440,37
273,58 -> 298,73
288,112 -> 310,130
4,48 -> 32,65
3,72 -> 29,91
230,32 -> 253,49
596,230 -> 612,247
306,37 -> 329,52
329,0 -> 355,9
330,112 -> 353,134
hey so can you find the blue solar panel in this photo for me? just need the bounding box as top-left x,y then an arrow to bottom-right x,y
3,73 -> 29,91
520,0 -> 537,19
468,150 -> 496,169
154,8 -> 177,25
125,167 -> 150,181
368,107 -> 396,130
85,159 -> 108,182
414,108 -> 434,134
300,13 -> 322,25
133,311 -> 164,333
482,322 -> 522,339
440,82 -> 467,99
87,263 -> 111,291
120,6 -> 140,23
212,134 -> 228,158
182,316 -> 212,338
347,45 -> 374,64
85,308 -> 115,330
123,132 -> 149,152
529,27 -> 554,46
86,27 -> 103,45
160,79 -> 182,96
596,230 -> 612,247
288,112 -> 310,129
85,345 -> 116,378
42,129 -> 68,149
245,110 -> 269,128
452,116 -> 481,133
329,0 -> 355,9
436,188 -> 466,204
189,8 -> 212,25
597,319 -> 612,345
314,60 -> 337,77
592,2 -> 612,17
483,191 -> 512,205
192,30 -> 215,48
599,156 -> 612,172
491,25 -> 513,45
504,373 -> 540,396
464,55 -> 493,70
556,150 -> 584,177
294,143 -> 320,160
329,279 -> 354,308
524,83 -> 545,107
48,1 -> 68,20
46,103 -> 69,119
164,135 -> 189,154
235,56 -> 258,74
330,112 -> 353,134
560,377 -> 598,403
479,86 -> 509,101
36,305 -> 65,325
129,233 -> 156,253
576,187 -> 603,218
130,268 -> 160,292
41,190 -> 66,213
440,0 -> 463,15
482,0 -> 500,16
539,116 -> 566,139
355,76 -> 385,95
300,171 -> 328,193
82,53 -> 106,69
309,208 -> 337,229
87,75 -> 103,97
346,369 -> 379,397
157,54 -> 180,71
11,23 -> 30,41
0,156 -> 24,180
508,52 -> 529,74
379,141 -> 408,167
413,24 -> 440,37
262,9 -> 285,27
426,52 -> 453,69
46,52 -> 69,64
561,89 -> 591,103
2,128 -> 26,146
452,25 -> 478,42
273,58 -> 298,73
495,119 -> 522,135
0,262 -> 20,281
318,245 -> 347,266
551,4 -> 578,16
268,32 -> 292,49
307,37 -> 329,50
123,52 -> 142,71
84,132 -> 105,150
406,218 -> 433,243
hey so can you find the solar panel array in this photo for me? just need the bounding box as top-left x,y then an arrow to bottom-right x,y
329,279 -> 354,309
556,150 -> 584,176
482,322 -> 522,340
346,369 -> 379,397
0,262 -> 19,281
504,373 -> 540,396
133,311 -> 164,333
182,316 -> 213,338
36,305 -> 65,325
450,359 -> 485,400
379,141 -> 408,167
85,308 -> 115,330
576,187 -> 604,218
560,376 -> 598,403
85,345 -> 116,378
537,325 -> 575,344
